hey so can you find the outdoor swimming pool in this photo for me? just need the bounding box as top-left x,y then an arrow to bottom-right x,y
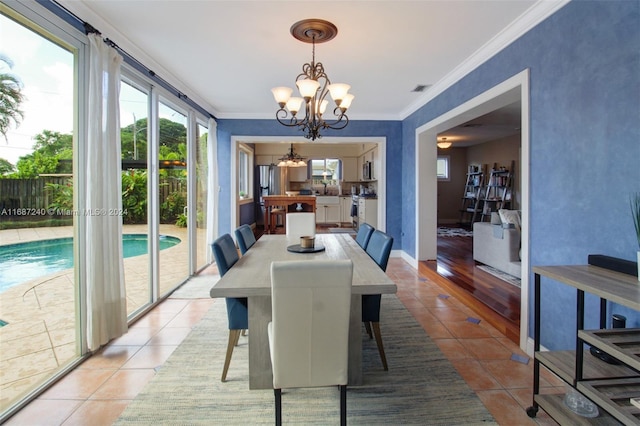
0,234 -> 181,292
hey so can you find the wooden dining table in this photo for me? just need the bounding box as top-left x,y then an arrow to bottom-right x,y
209,233 -> 397,389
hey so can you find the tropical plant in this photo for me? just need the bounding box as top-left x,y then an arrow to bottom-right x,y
45,179 -> 73,212
161,190 -> 186,223
8,130 -> 72,178
122,170 -> 148,224
631,192 -> 640,249
0,54 -> 25,140
175,213 -> 187,228
0,158 -> 14,175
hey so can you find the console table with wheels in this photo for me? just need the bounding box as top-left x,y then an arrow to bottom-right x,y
527,265 -> 640,424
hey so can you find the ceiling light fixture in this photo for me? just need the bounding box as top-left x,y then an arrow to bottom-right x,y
277,143 -> 307,168
437,137 -> 452,149
271,19 -> 354,141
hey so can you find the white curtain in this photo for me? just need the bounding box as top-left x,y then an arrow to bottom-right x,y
206,118 -> 219,263
84,34 -> 127,351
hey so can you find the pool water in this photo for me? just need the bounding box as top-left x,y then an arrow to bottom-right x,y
0,234 -> 181,292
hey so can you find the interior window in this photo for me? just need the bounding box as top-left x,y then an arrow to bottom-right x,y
437,156 -> 450,180
238,144 -> 253,199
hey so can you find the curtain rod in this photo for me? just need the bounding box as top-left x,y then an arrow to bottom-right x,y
41,0 -> 216,119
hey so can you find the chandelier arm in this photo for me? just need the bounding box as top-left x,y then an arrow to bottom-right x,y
321,114 -> 350,131
275,108 -> 302,128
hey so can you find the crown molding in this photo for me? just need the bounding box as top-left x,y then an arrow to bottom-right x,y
399,0 -> 571,120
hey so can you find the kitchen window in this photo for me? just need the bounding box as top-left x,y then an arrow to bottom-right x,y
311,158 -> 341,183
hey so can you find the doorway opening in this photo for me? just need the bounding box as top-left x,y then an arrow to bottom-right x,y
415,70 -> 531,352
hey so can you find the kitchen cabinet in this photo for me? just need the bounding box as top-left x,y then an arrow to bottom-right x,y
316,205 -> 340,224
289,166 -> 308,182
315,196 -> 340,224
358,198 -> 377,228
256,155 -> 276,166
342,157 -> 358,182
340,196 -> 352,223
359,147 -> 378,181
371,146 -> 379,180
527,265 -> 640,424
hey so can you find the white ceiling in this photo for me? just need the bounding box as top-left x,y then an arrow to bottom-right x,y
60,0 -> 563,144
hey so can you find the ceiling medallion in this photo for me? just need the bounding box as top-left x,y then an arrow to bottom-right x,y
271,19 -> 354,141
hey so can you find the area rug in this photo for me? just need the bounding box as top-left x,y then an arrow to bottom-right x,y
477,264 -> 521,288
169,275 -> 219,299
437,227 -> 473,237
115,294 -> 496,425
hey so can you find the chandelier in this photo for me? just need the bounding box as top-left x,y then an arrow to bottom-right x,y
271,19 -> 354,141
277,144 -> 307,167
437,137 -> 452,149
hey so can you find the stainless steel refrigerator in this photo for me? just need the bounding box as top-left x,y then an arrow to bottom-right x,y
255,165 -> 286,226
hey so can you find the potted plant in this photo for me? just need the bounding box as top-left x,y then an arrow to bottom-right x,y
631,192 -> 640,281
239,191 -> 246,199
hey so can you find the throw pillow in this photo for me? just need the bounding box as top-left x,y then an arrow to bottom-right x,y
499,209 -> 521,232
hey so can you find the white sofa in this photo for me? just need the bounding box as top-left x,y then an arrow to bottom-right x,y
472,211 -> 521,278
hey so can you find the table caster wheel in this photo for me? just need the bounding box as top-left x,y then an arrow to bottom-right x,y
526,406 -> 538,418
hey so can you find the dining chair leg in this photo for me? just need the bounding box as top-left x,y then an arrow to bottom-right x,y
340,385 -> 347,426
221,329 -> 241,382
364,321 -> 373,339
274,388 -> 282,426
372,322 -> 388,371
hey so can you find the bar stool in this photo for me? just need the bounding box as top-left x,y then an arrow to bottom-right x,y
270,206 -> 286,233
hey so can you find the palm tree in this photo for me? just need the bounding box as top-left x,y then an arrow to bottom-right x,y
0,53 -> 25,141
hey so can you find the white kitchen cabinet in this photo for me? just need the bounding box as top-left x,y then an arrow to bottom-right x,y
358,198 -> 377,228
341,157 -> 358,182
340,197 -> 352,223
256,155 -> 275,166
316,204 -> 340,224
289,166 -> 308,182
371,146 -> 379,180
315,196 -> 340,224
325,205 -> 340,223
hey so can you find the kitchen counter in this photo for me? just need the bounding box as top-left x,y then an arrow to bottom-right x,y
262,195 -> 316,234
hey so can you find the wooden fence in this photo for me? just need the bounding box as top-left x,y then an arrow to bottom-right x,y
0,177 -> 69,211
0,177 -> 185,218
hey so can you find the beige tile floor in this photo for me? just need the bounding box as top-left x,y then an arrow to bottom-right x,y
3,250 -> 565,425
0,224 -> 206,413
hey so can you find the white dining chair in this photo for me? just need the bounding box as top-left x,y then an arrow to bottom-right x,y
268,259 -> 353,426
285,212 -> 316,240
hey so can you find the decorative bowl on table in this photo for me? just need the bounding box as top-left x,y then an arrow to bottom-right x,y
285,191 -> 300,197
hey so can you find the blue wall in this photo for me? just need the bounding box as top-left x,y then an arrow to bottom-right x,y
217,0 -> 639,350
402,0 -> 639,349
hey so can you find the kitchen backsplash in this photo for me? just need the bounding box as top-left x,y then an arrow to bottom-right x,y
289,180 -> 376,196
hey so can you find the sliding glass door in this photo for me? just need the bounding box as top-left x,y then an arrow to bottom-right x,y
157,100 -> 189,297
0,6 -> 79,414
195,122 -> 209,270
119,80 -> 151,314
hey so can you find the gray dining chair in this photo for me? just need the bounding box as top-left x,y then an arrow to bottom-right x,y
211,233 -> 248,382
362,230 -> 393,371
234,224 -> 256,255
268,259 -> 353,426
